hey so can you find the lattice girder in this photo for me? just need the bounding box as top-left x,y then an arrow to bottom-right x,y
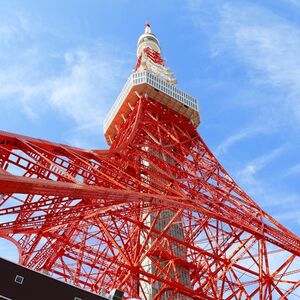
0,96 -> 300,299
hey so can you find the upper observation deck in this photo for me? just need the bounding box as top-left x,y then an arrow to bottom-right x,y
103,71 -> 200,145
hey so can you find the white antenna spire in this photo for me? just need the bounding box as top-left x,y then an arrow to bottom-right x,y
145,21 -> 151,34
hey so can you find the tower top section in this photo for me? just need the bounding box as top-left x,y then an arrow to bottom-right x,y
103,24 -> 200,145
135,23 -> 177,85
137,23 -> 161,57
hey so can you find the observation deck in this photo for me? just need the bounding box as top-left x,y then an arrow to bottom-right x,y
103,71 -> 200,145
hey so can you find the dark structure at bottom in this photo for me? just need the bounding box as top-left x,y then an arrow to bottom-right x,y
0,257 -> 123,300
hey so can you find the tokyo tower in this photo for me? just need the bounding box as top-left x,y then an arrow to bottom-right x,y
1,23 -> 300,299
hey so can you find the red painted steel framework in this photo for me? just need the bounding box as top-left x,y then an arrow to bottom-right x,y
1,26 -> 300,300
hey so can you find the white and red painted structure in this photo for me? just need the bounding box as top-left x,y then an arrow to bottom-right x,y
0,23 -> 300,299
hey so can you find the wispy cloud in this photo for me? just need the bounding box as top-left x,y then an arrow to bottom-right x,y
188,1 -> 300,123
232,146 -> 300,221
218,3 -> 300,123
283,0 -> 300,9
214,126 -> 264,156
48,47 -> 129,125
0,15 -> 25,43
285,163 -> 300,177
0,13 -> 131,146
231,147 -> 300,210
0,45 -> 129,131
220,4 -> 300,85
274,209 -> 300,222
236,147 -> 283,186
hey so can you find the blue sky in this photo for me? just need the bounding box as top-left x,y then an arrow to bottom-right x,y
1,0 -> 300,259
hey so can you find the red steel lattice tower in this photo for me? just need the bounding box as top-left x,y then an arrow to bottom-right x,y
1,24 -> 300,299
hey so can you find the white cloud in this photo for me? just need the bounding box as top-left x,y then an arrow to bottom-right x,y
48,48 -> 128,125
215,126 -> 264,156
236,147 -> 283,185
0,23 -> 18,42
0,11 -> 31,50
0,45 -> 129,122
232,147 -> 300,210
222,6 -> 300,81
274,209 -> 300,222
285,163 -> 300,176
0,14 -> 130,141
218,3 -> 300,119
283,0 -> 300,9
188,1 -> 300,122
232,147 -> 299,223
